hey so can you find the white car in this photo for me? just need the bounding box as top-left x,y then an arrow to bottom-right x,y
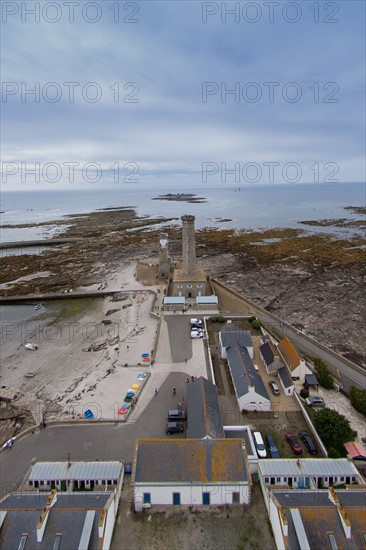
191,331 -> 204,339
191,326 -> 204,333
190,318 -> 203,326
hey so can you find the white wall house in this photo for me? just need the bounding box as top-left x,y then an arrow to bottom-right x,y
277,338 -> 312,384
219,323 -> 253,359
278,366 -> 295,396
132,439 -> 251,510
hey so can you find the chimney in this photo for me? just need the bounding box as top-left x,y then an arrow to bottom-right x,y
36,508 -> 49,542
47,489 -> 57,508
337,505 -> 351,539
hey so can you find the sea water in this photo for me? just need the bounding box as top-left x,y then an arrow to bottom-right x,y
1,181 -> 365,242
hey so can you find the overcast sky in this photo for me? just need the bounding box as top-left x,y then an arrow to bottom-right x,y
1,1 -> 365,189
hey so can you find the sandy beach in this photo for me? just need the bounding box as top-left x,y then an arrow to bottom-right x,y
0,262 -> 164,428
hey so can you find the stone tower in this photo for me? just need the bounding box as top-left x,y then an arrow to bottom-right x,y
181,215 -> 196,277
158,233 -> 170,279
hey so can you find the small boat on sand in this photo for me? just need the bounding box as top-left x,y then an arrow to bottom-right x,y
35,304 -> 42,310
25,343 -> 38,351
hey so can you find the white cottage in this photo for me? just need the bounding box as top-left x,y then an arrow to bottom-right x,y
277,338 -> 313,384
132,439 -> 251,510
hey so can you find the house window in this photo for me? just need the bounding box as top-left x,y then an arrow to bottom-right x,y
187,285 -> 192,288
352,477 -> 356,482
40,481 -> 44,486
340,477 -> 344,482
173,493 -> 181,506
107,480 -> 112,485
29,481 -> 33,486
143,493 -> 151,504
283,477 -> 287,482
202,492 -> 210,505
177,285 -> 183,289
265,477 -> 269,483
293,478 -> 297,482
277,477 -> 281,483
197,285 -> 202,288
232,492 -> 240,504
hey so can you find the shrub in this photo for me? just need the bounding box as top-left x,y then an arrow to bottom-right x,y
251,319 -> 261,330
349,386 -> 366,417
313,408 -> 355,453
209,316 -> 226,323
314,357 -> 333,389
328,447 -> 342,458
300,388 -> 309,399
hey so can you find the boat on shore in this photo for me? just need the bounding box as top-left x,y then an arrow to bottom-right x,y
35,304 -> 42,310
25,343 -> 38,351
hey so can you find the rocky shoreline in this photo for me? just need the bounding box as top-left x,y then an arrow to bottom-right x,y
1,206 -> 365,367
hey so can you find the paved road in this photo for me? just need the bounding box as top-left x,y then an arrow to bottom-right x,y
258,314 -> 366,390
165,315 -> 204,362
0,372 -> 189,498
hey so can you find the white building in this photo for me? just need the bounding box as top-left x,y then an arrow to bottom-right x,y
219,322 -> 253,359
132,439 -> 251,510
265,488 -> 366,550
277,366 -> 295,396
26,461 -> 124,495
258,458 -> 363,500
219,324 -> 271,412
0,489 -> 120,550
277,338 -> 313,383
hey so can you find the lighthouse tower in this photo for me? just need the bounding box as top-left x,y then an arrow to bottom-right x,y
181,215 -> 196,277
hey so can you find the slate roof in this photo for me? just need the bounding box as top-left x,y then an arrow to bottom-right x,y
28,461 -> 123,482
134,439 -> 248,483
224,428 -> 254,455
0,492 -> 111,550
305,373 -> 319,386
278,338 -> 301,370
273,489 -> 366,550
187,377 -> 224,439
259,342 -> 275,366
278,366 -> 293,389
226,343 -> 270,401
220,323 -> 252,349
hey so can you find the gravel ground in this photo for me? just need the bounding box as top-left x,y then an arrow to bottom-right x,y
111,479 -> 275,550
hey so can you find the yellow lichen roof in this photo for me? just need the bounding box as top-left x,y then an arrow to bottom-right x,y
134,439 -> 248,483
278,338 -> 301,370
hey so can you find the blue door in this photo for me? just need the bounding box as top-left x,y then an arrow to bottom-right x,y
173,493 -> 181,505
202,492 -> 210,505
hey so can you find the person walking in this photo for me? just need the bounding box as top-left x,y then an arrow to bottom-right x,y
154,388 -> 158,396
172,387 -> 176,396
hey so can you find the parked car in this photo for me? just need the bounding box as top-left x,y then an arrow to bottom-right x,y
166,421 -> 184,434
305,396 -> 325,408
167,409 -> 187,421
265,434 -> 280,458
285,433 -> 302,455
269,381 -> 280,396
190,318 -> 202,326
253,431 -> 267,458
191,331 -> 204,339
299,430 -> 317,455
191,324 -> 203,331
